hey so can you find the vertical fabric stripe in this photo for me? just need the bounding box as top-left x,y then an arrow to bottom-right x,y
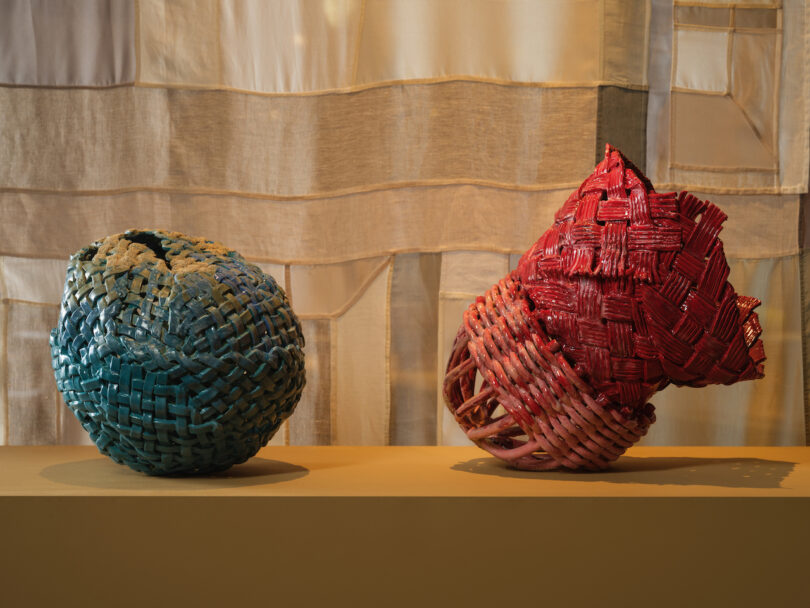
138,0 -> 221,87
333,261 -> 391,444
596,86 -> 649,173
800,189 -> 810,445
0,253 -> 6,446
645,0 -> 674,185
437,251 -> 510,445
0,301 -> 7,445
603,0 -> 650,85
388,253 -> 441,445
437,296 -> 476,447
290,319 -> 332,445
7,302 -> 59,445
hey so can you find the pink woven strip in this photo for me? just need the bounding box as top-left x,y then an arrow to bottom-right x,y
444,272 -> 653,471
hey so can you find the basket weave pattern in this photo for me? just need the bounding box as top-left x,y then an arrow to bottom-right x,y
50,230 -> 306,475
443,146 -> 765,471
444,272 -> 654,471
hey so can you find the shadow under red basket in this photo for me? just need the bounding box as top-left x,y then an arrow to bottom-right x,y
443,145 -> 765,471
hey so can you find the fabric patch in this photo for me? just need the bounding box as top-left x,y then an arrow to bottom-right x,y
221,0 -> 363,92
0,87 -> 170,191
730,31 -> 779,159
675,6 -> 730,28
596,86 -> 648,173
358,0 -> 601,85
603,0 -> 649,85
671,92 -> 775,171
7,302 -> 59,445
437,296 -> 477,446
1,257 -> 67,305
666,3 -> 791,192
800,192 -> 810,445
0,0 -> 135,86
289,319 -> 332,445
440,251 -> 510,297
333,261 -> 391,444
437,251 -> 509,446
0,302 -> 5,445
289,257 -> 389,318
138,0 -> 221,86
674,28 -> 729,93
389,253 -> 441,445
736,8 -> 779,29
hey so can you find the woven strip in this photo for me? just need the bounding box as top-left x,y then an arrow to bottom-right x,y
443,145 -> 765,470
50,230 -> 306,475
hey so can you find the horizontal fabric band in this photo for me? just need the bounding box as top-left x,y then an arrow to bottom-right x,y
1,0 -> 649,92
138,0 -> 648,93
0,187 -> 797,266
0,83 -> 598,196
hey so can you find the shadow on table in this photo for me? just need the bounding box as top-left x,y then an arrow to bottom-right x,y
453,456 -> 795,489
40,457 -> 308,491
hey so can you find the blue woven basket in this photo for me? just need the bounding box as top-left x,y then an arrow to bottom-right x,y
50,230 -> 306,475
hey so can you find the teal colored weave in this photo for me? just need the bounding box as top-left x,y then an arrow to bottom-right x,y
50,230 -> 306,475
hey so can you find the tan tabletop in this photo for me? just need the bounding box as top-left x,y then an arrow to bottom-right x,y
1,444 -> 809,496
1,445 -> 808,607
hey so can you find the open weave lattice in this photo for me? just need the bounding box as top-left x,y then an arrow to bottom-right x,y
443,146 -> 765,471
50,230 -> 306,475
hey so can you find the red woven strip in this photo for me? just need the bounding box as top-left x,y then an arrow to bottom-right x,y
443,144 -> 764,472
518,144 -> 764,408
442,272 -> 654,471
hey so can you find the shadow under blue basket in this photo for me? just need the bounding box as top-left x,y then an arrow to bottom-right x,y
50,230 -> 306,476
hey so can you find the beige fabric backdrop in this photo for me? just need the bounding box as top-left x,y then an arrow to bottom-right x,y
0,0 -> 807,448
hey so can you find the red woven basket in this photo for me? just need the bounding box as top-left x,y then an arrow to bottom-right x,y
443,145 -> 765,471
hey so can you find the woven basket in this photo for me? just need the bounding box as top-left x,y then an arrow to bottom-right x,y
50,230 -> 306,475
443,146 -> 765,471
